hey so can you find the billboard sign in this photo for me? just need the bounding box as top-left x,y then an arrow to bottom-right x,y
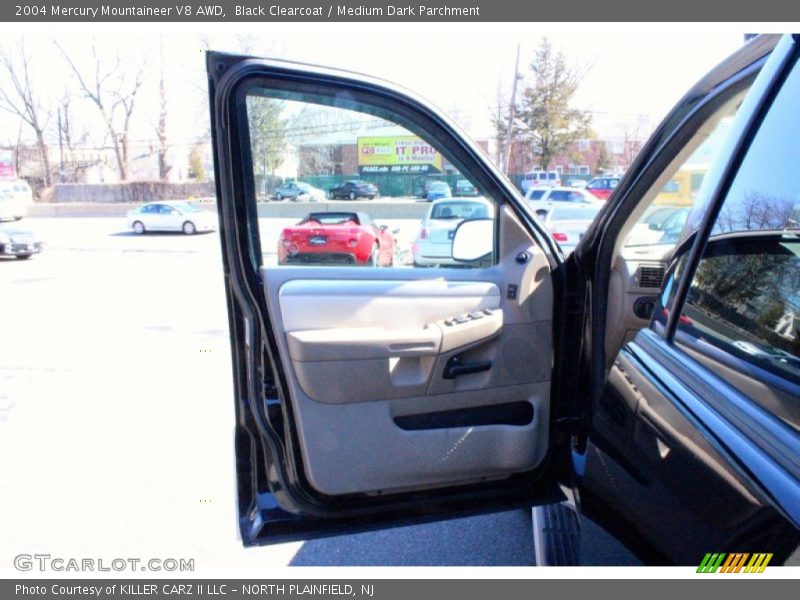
357,136 -> 443,174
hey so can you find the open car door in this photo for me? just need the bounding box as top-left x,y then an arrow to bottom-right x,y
207,52 -> 575,545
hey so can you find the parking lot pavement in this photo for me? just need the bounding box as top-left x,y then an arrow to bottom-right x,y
0,217 -> 636,570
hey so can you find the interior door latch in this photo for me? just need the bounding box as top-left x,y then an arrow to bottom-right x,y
443,355 -> 493,379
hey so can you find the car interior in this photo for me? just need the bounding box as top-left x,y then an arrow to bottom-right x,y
229,57 -> 757,503
261,205 -> 554,495
603,91 -> 749,367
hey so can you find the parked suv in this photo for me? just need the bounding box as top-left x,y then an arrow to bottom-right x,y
520,170 -> 561,193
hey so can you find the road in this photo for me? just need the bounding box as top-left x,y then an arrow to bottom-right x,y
0,218 -> 636,572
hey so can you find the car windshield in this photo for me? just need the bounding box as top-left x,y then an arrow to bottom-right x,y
296,183 -> 312,191
303,212 -> 359,225
549,206 -> 602,221
527,190 -> 546,200
430,202 -> 487,220
642,206 -> 680,227
430,182 -> 449,191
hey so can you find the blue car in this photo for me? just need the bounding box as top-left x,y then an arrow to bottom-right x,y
426,181 -> 452,201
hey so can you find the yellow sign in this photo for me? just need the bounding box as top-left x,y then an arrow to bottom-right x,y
357,136 -> 443,174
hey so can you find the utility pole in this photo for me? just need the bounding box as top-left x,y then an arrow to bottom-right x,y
57,107 -> 65,182
503,44 -> 521,175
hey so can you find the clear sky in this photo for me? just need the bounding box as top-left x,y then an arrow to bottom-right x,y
0,24 -> 750,154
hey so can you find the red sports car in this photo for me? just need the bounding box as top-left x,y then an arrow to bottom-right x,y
277,212 -> 397,266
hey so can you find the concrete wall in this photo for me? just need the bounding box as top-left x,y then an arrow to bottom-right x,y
29,200 -> 431,220
51,181 -> 216,203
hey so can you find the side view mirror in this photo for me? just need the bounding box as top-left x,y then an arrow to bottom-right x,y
535,209 -> 549,219
452,218 -> 493,263
379,224 -> 388,231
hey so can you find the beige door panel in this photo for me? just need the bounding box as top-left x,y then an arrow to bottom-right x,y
290,381 -> 550,496
278,279 -> 501,332
286,308 -> 503,363
258,204 -> 555,495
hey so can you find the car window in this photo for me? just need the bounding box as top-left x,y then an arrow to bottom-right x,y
527,189 -> 546,200
245,86 -> 495,269
430,201 -> 489,220
624,104 -> 744,249
548,191 -> 569,201
675,62 -> 800,427
302,212 -> 359,225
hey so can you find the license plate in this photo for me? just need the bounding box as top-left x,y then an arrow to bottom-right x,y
309,236 -> 327,245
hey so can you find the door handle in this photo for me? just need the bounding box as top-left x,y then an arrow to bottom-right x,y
443,355 -> 492,379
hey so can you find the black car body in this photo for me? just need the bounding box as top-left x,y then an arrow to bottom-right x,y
0,223 -> 43,259
328,180 -> 379,200
455,179 -> 479,197
207,34 -> 799,564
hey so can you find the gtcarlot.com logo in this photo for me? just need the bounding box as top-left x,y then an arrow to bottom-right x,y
697,553 -> 773,573
14,554 -> 195,572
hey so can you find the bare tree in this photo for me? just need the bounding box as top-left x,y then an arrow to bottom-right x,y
490,82 -> 507,167
0,39 -> 52,186
58,94 -> 89,153
620,121 -> 646,171
55,40 -> 145,180
155,38 -> 171,181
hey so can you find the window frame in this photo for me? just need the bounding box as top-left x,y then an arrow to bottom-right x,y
662,45 -> 800,391
235,75 -> 557,272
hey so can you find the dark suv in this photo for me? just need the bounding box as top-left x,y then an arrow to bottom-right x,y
207,35 -> 800,564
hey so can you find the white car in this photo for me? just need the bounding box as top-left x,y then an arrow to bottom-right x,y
537,203 -> 602,255
0,180 -> 33,221
126,201 -> 217,235
524,185 -> 601,204
412,197 -> 493,267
